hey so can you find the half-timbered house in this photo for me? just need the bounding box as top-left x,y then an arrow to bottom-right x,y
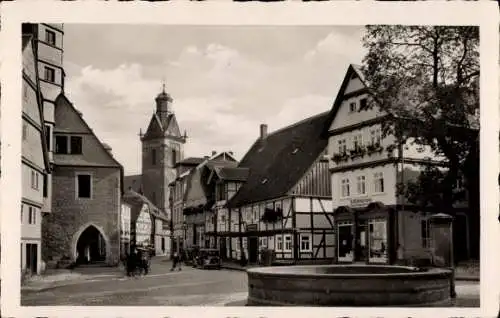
226,114 -> 333,265
169,157 -> 204,256
123,190 -> 169,254
326,64 -> 477,265
205,166 -> 249,260
183,152 -> 238,250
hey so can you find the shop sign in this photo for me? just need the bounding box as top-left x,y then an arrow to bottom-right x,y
350,198 -> 372,208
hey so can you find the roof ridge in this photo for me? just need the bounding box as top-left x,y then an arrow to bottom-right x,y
266,110 -> 330,137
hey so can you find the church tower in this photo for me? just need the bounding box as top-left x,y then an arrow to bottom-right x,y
140,84 -> 187,221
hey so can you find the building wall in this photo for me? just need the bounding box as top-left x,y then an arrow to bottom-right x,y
21,37 -> 47,275
184,213 -> 205,248
293,197 -> 335,261
35,24 -> 64,102
331,163 -> 398,208
291,158 -> 331,197
328,123 -> 398,170
154,218 -> 170,256
42,166 -> 121,266
329,96 -> 385,132
120,203 -> 131,256
142,132 -> 182,220
134,204 -> 153,246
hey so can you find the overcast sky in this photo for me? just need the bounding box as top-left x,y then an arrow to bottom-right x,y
63,24 -> 367,175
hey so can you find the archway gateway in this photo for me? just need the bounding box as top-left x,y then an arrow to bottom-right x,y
75,225 -> 107,264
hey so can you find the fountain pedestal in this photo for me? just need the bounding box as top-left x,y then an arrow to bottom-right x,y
247,264 -> 453,306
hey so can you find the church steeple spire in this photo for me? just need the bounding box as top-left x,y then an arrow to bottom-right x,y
155,80 -> 173,118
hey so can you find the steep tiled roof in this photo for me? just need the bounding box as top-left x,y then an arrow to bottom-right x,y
184,157 -> 239,210
123,190 -> 168,222
176,157 -> 205,167
227,111 -> 330,208
213,166 -> 249,182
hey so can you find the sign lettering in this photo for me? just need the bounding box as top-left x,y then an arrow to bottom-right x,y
350,198 -> 372,208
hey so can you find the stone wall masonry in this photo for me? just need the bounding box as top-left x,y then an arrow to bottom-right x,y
42,166 -> 121,266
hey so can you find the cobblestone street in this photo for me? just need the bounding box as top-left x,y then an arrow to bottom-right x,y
21,259 -> 479,307
22,260 -> 248,306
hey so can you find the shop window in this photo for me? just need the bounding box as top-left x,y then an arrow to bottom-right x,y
337,139 -> 347,154
76,173 -> 92,199
356,176 -> 366,195
368,219 -> 387,263
284,235 -> 292,251
276,236 -> 283,251
341,178 -> 350,197
421,219 -> 431,248
337,222 -> 353,261
300,234 -> 311,252
374,172 -> 384,193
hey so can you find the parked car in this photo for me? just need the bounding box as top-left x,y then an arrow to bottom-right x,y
194,248 -> 221,269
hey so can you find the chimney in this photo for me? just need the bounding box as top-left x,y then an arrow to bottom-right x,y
211,150 -> 217,156
260,124 -> 268,139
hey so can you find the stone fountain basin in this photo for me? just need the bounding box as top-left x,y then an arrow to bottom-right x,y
246,264 -> 452,307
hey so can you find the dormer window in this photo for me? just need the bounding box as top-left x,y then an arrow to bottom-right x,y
349,101 -> 357,113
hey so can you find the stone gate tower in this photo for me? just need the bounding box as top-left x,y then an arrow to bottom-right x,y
140,85 -> 187,221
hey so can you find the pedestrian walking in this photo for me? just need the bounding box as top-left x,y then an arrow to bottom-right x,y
171,252 -> 182,271
127,248 -> 137,277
